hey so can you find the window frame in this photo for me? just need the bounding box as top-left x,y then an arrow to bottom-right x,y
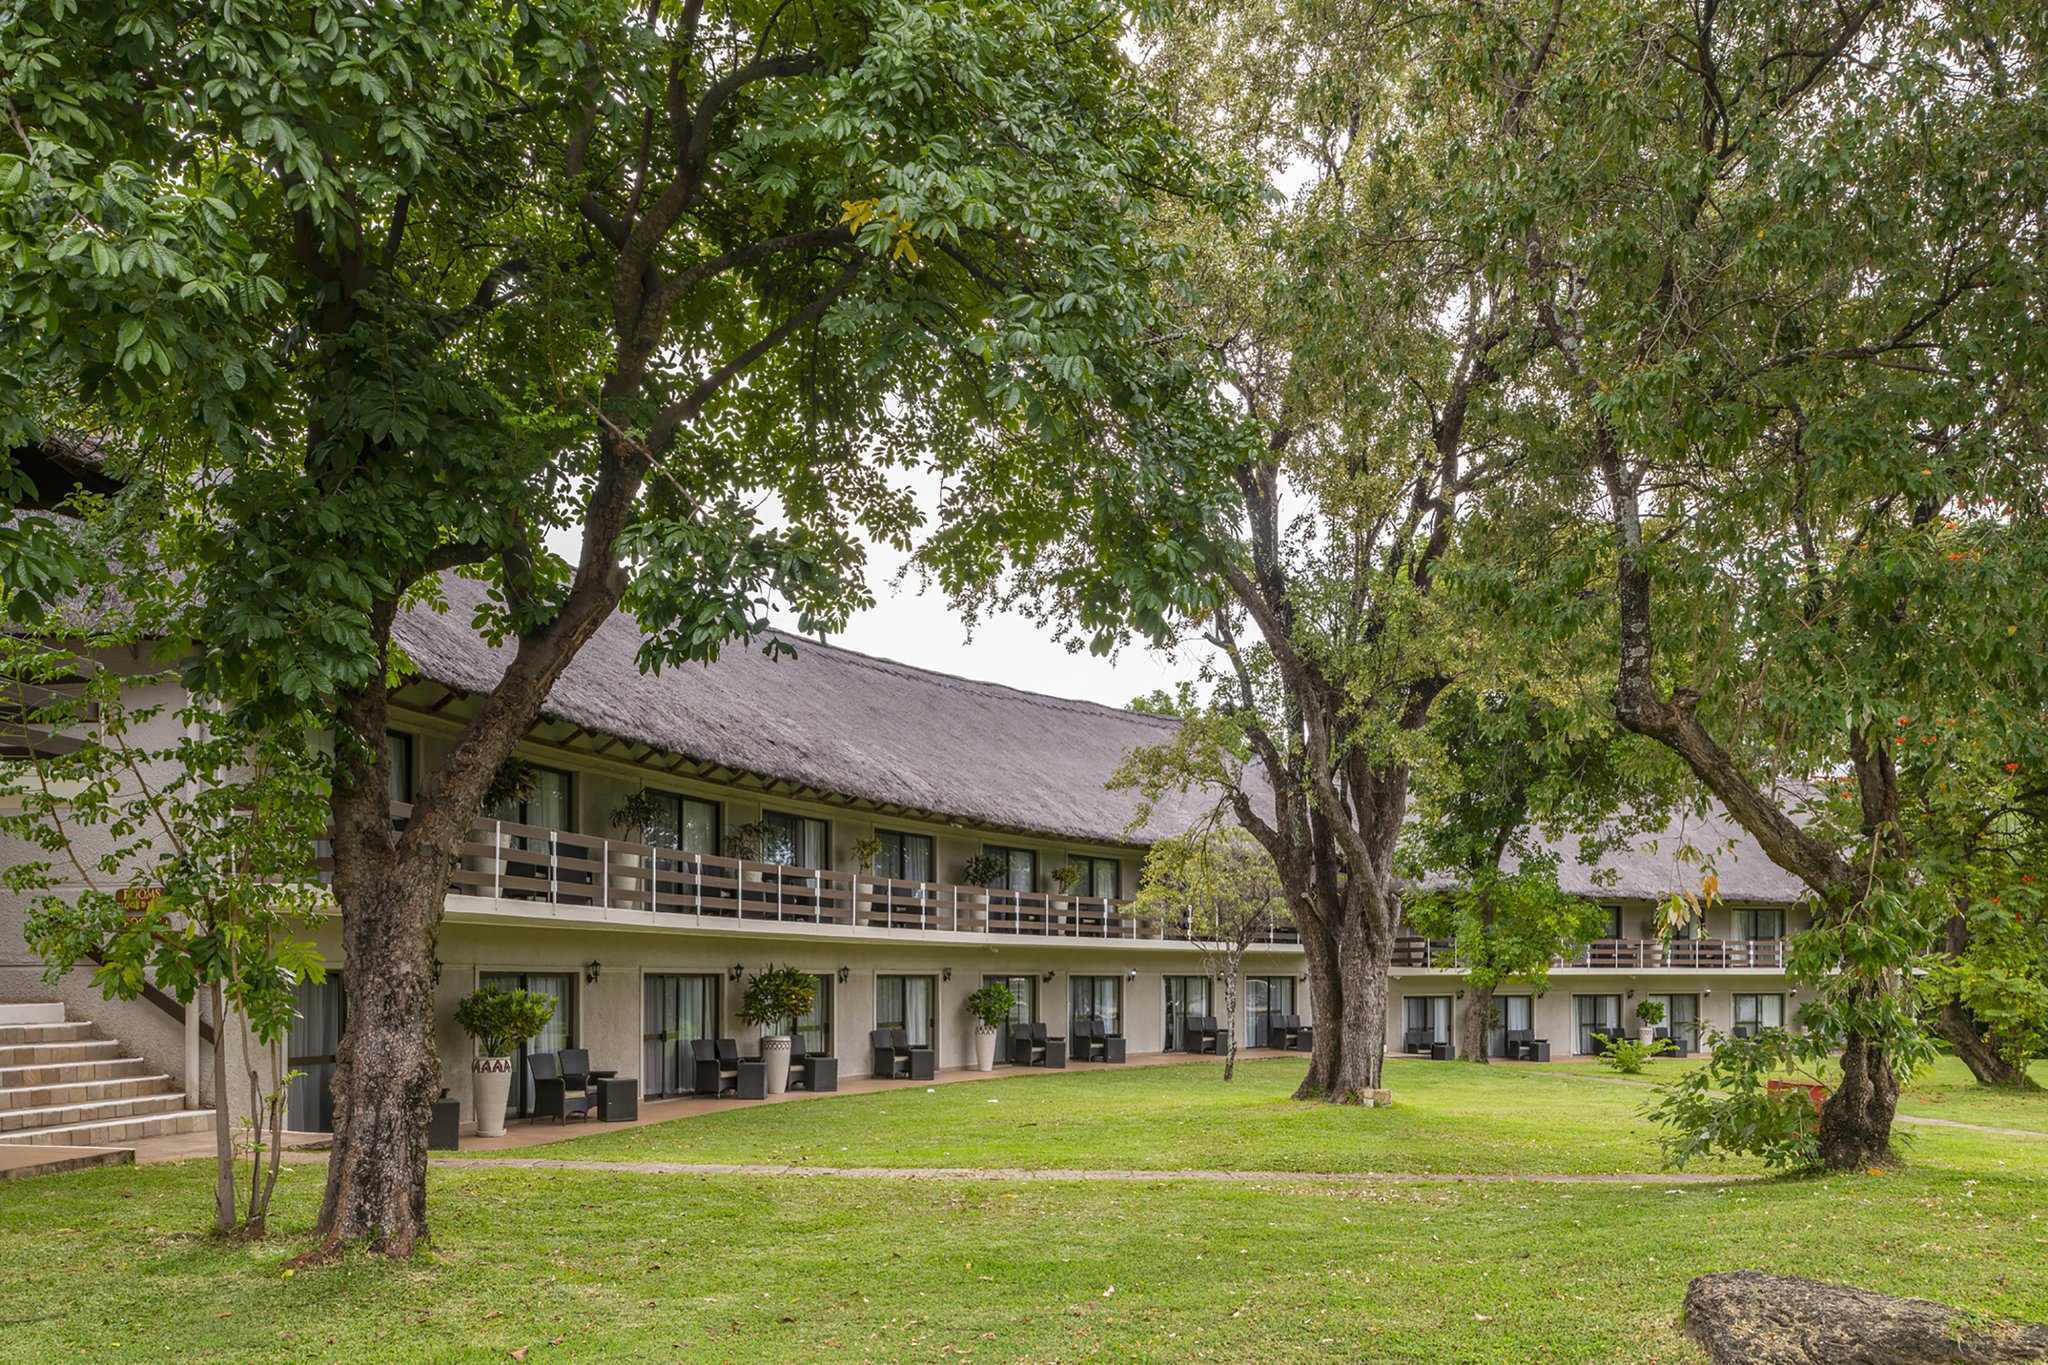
1066,853 -> 1121,899
983,845 -> 1039,894
761,809 -> 830,869
877,828 -> 937,882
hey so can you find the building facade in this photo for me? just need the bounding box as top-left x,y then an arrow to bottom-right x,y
4,576 -> 1811,1134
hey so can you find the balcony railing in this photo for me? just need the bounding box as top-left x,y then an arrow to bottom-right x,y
1393,935 -> 1787,971
351,803 -> 1300,944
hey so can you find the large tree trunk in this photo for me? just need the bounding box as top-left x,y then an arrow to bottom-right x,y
1928,916 -> 2039,1089
1462,983 -> 1495,1064
1818,1023 -> 1901,1170
1294,894 -> 1391,1101
311,845 -> 446,1256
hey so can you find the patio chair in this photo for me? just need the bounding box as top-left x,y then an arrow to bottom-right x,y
871,1028 -> 912,1079
1184,1016 -> 1220,1054
1401,1028 -> 1430,1054
1074,1019 -> 1109,1062
529,1052 -> 596,1123
559,1047 -> 617,1093
1009,1022 -> 1047,1066
1030,1020 -> 1067,1069
693,1037 -> 740,1097
1504,1028 -> 1533,1060
1271,1014 -> 1303,1051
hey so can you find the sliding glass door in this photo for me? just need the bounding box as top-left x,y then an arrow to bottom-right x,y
1163,976 -> 1210,1051
1248,977 -> 1296,1047
1403,994 -> 1451,1047
1487,995 -> 1533,1058
481,971 -> 574,1116
876,974 -> 937,1048
286,978 -> 345,1132
643,974 -> 718,1098
1574,994 -> 1622,1055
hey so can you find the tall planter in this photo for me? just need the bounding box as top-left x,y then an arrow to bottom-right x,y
760,1035 -> 794,1094
973,1024 -> 999,1073
471,1055 -> 514,1138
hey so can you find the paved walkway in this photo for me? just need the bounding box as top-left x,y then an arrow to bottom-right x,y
435,1155 -> 1758,1185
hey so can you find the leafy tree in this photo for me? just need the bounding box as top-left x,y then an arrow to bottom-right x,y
1427,0 -> 2048,1168
1135,824 -> 1291,1082
3,0 -> 1239,1254
0,506 -> 328,1236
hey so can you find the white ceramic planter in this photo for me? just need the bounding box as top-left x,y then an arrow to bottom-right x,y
973,1024 -> 998,1072
1639,1026 -> 1659,1046
471,1055 -> 514,1137
761,1035 -> 793,1094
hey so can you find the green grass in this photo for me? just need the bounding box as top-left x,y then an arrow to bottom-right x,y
1540,1054 -> 2048,1134
511,1057 -> 2047,1178
3,1061 -> 2043,1363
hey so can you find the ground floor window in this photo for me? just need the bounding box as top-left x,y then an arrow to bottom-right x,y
794,973 -> 833,1056
984,974 -> 1036,1030
1733,992 -> 1785,1036
877,974 -> 937,1048
481,971 -> 574,1116
1403,994 -> 1451,1048
1645,992 -> 1700,1046
1485,994 -> 1533,1058
1069,975 -> 1123,1035
643,973 -> 719,1098
1163,975 -> 1211,1051
1248,977 -> 1297,1047
286,977 -> 346,1132
1573,994 -> 1622,1054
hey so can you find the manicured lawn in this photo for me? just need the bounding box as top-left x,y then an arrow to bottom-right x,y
2,1156 -> 2043,1363
1540,1054 -> 2048,1135
513,1057 -> 2046,1178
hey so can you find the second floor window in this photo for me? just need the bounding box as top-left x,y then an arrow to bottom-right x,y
1066,854 -> 1121,899
1598,905 -> 1623,939
877,830 -> 935,882
1731,907 -> 1786,941
984,845 -> 1038,893
386,731 -> 415,804
761,811 -> 829,868
494,764 -> 572,833
633,791 -> 720,856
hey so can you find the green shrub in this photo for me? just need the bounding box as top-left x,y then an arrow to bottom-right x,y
1595,1033 -> 1673,1074
740,965 -> 817,1037
965,981 -> 1018,1028
1646,1028 -> 1830,1172
455,987 -> 555,1057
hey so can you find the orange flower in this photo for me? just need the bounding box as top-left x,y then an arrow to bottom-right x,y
2008,762 -> 2022,771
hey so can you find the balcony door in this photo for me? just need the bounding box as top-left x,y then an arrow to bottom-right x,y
1069,976 -> 1123,1035
1574,994 -> 1622,1055
643,973 -> 718,1098
984,974 -> 1036,1030
481,971 -> 574,1116
1247,976 -> 1296,1047
1487,994 -> 1533,1058
795,974 -> 834,1056
1646,993 -> 1700,1047
877,974 -> 937,1049
1163,976 -> 1210,1051
1403,994 -> 1451,1048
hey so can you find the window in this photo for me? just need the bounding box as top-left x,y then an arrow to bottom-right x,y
628,791 -> 720,856
1596,905 -> 1623,939
1646,993 -> 1700,1045
480,971 -> 574,1116
1069,975 -> 1123,1035
984,974 -> 1036,1029
1164,976 -> 1211,1051
1487,995 -> 1534,1058
287,978 -> 347,1133
643,974 -> 719,1097
1065,854 -> 1121,899
1250,976 -> 1298,1047
1402,994 -> 1451,1048
1733,993 -> 1786,1034
794,974 -> 833,1056
876,974 -> 937,1048
984,846 -> 1039,893
761,811 -> 829,868
877,829 -> 936,882
386,731 -> 415,805
1574,994 -> 1623,1055
1731,907 -> 1786,941
494,765 -> 573,832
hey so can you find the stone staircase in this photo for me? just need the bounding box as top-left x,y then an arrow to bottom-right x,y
0,1003 -> 212,1149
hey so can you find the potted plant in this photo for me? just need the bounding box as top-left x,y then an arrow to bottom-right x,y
739,964 -> 817,1094
455,986 -> 556,1137
1635,998 -> 1666,1045
852,836 -> 883,876
963,981 -> 1017,1072
1050,864 -> 1086,897
962,852 -> 1009,889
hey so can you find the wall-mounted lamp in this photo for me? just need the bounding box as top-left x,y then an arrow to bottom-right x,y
942,966 -> 953,982
1702,987 -> 1713,997
837,966 -> 850,984
1297,974 -> 1307,983
1625,988 -> 1635,1000
728,963 -> 745,982
430,958 -> 443,988
1456,989 -> 1465,1001
1126,969 -> 1137,982
585,960 -> 602,985
1043,970 -> 1056,983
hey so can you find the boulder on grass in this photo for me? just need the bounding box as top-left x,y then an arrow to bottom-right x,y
1685,1272 -> 2048,1365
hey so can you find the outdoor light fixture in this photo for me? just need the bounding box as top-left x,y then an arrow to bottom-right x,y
728,963 -> 745,982
1042,970 -> 1056,983
837,966 -> 850,984
585,961 -> 601,985
942,967 -> 953,982
430,958 -> 443,988
1626,988 -> 1635,999
1456,989 -> 1465,1001
1126,969 -> 1137,981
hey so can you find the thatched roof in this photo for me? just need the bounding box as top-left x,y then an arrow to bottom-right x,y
1516,807 -> 1811,905
393,576 -> 1211,845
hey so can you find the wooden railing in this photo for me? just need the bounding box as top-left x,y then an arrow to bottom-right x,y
1394,935 -> 1787,971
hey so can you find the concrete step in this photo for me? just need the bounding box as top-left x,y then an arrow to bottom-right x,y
0,1020 -> 98,1048
0,1039 -> 124,1068
0,1056 -> 150,1090
0,1004 -> 65,1026
0,1107 -> 213,1147
0,1073 -> 179,1113
0,1089 -> 187,1134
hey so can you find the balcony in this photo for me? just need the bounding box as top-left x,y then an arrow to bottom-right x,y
357,804 -> 1300,945
1392,936 -> 1787,971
